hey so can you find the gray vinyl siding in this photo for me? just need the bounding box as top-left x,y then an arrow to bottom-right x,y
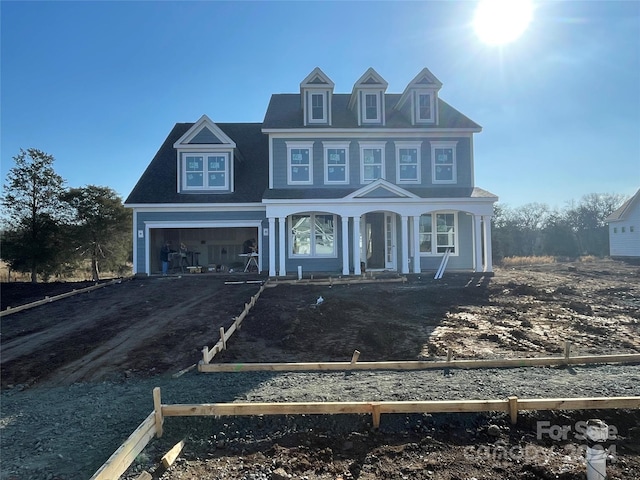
271,136 -> 473,190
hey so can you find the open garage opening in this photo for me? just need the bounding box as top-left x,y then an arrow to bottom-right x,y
149,226 -> 260,274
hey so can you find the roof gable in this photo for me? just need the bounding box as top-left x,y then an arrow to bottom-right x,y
346,179 -> 419,199
300,67 -> 335,90
348,67 -> 388,110
396,67 -> 443,111
173,114 -> 236,149
606,189 -> 640,222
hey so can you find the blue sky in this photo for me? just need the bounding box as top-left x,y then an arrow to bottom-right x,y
2,0 -> 639,209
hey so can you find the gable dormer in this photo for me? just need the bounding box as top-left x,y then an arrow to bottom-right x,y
173,115 -> 236,193
348,68 -> 388,126
396,68 -> 443,125
300,67 -> 334,126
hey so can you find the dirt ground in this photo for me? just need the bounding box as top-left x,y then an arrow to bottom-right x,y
1,258 -> 639,479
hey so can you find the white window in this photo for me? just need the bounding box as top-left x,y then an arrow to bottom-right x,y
182,153 -> 229,190
323,142 -> 349,184
415,92 -> 435,123
290,213 -> 336,257
395,141 -> 421,183
286,142 -> 314,185
362,92 -> 380,122
308,92 -> 327,123
359,142 -> 385,183
431,141 -> 457,184
419,212 -> 457,255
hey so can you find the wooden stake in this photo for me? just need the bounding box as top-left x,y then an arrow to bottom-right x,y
351,350 -> 361,364
135,472 -> 152,480
564,341 -> 571,361
446,349 -> 453,362
508,396 -> 518,425
371,403 -> 381,429
153,387 -> 163,438
219,327 -> 226,350
201,346 -> 209,364
161,439 -> 185,469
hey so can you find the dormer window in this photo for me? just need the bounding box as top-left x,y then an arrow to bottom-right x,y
173,114 -> 236,193
182,153 -> 229,190
364,93 -> 379,121
349,68 -> 388,126
395,68 -> 442,126
300,68 -> 334,126
310,92 -> 327,122
417,92 -> 433,121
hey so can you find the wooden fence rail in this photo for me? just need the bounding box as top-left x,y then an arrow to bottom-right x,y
201,282 -> 267,364
0,278 -> 124,317
90,388 -> 640,480
198,353 -> 640,373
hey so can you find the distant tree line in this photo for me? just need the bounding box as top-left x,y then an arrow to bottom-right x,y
492,193 -> 628,262
1,148 -> 132,282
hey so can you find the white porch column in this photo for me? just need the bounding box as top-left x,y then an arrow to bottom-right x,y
352,216 -> 361,275
412,215 -> 421,273
278,216 -> 286,276
400,215 -> 409,274
268,217 -> 276,277
482,215 -> 493,272
474,214 -> 483,273
341,216 -> 350,275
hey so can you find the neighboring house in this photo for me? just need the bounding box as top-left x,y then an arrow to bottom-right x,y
605,188 -> 640,258
125,67 -> 498,276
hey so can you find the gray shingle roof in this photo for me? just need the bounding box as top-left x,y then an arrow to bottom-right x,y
605,189 -> 640,222
125,123 -> 268,205
262,94 -> 481,130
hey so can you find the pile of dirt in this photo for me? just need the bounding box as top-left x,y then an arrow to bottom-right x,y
0,259 -> 639,479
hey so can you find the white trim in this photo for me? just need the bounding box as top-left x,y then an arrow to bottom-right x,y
286,141 -> 314,185
173,114 -> 236,148
346,178 -> 420,200
269,136 -> 274,189
263,128 -> 480,136
395,141 -> 422,184
359,141 -> 386,184
126,203 -> 265,212
132,210 -> 138,274
322,141 -> 350,184
431,141 -> 458,184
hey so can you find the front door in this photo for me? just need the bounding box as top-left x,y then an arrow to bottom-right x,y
363,212 -> 396,270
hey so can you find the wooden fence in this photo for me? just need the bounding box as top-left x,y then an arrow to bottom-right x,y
200,281 -> 267,364
90,388 -> 640,480
0,278 -> 124,317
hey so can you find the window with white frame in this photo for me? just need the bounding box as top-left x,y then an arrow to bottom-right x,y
287,142 -> 314,184
431,141 -> 457,183
396,142 -> 421,183
323,142 -> 349,184
308,91 -> 327,124
415,92 -> 434,123
419,212 -> 457,254
360,142 -> 385,183
363,92 -> 380,122
290,213 -> 336,257
182,153 -> 229,190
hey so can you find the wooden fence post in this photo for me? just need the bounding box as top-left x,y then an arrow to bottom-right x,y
564,341 -> 571,362
153,387 -> 163,438
508,396 -> 518,425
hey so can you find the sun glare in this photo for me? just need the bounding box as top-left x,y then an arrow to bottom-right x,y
474,0 -> 533,46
